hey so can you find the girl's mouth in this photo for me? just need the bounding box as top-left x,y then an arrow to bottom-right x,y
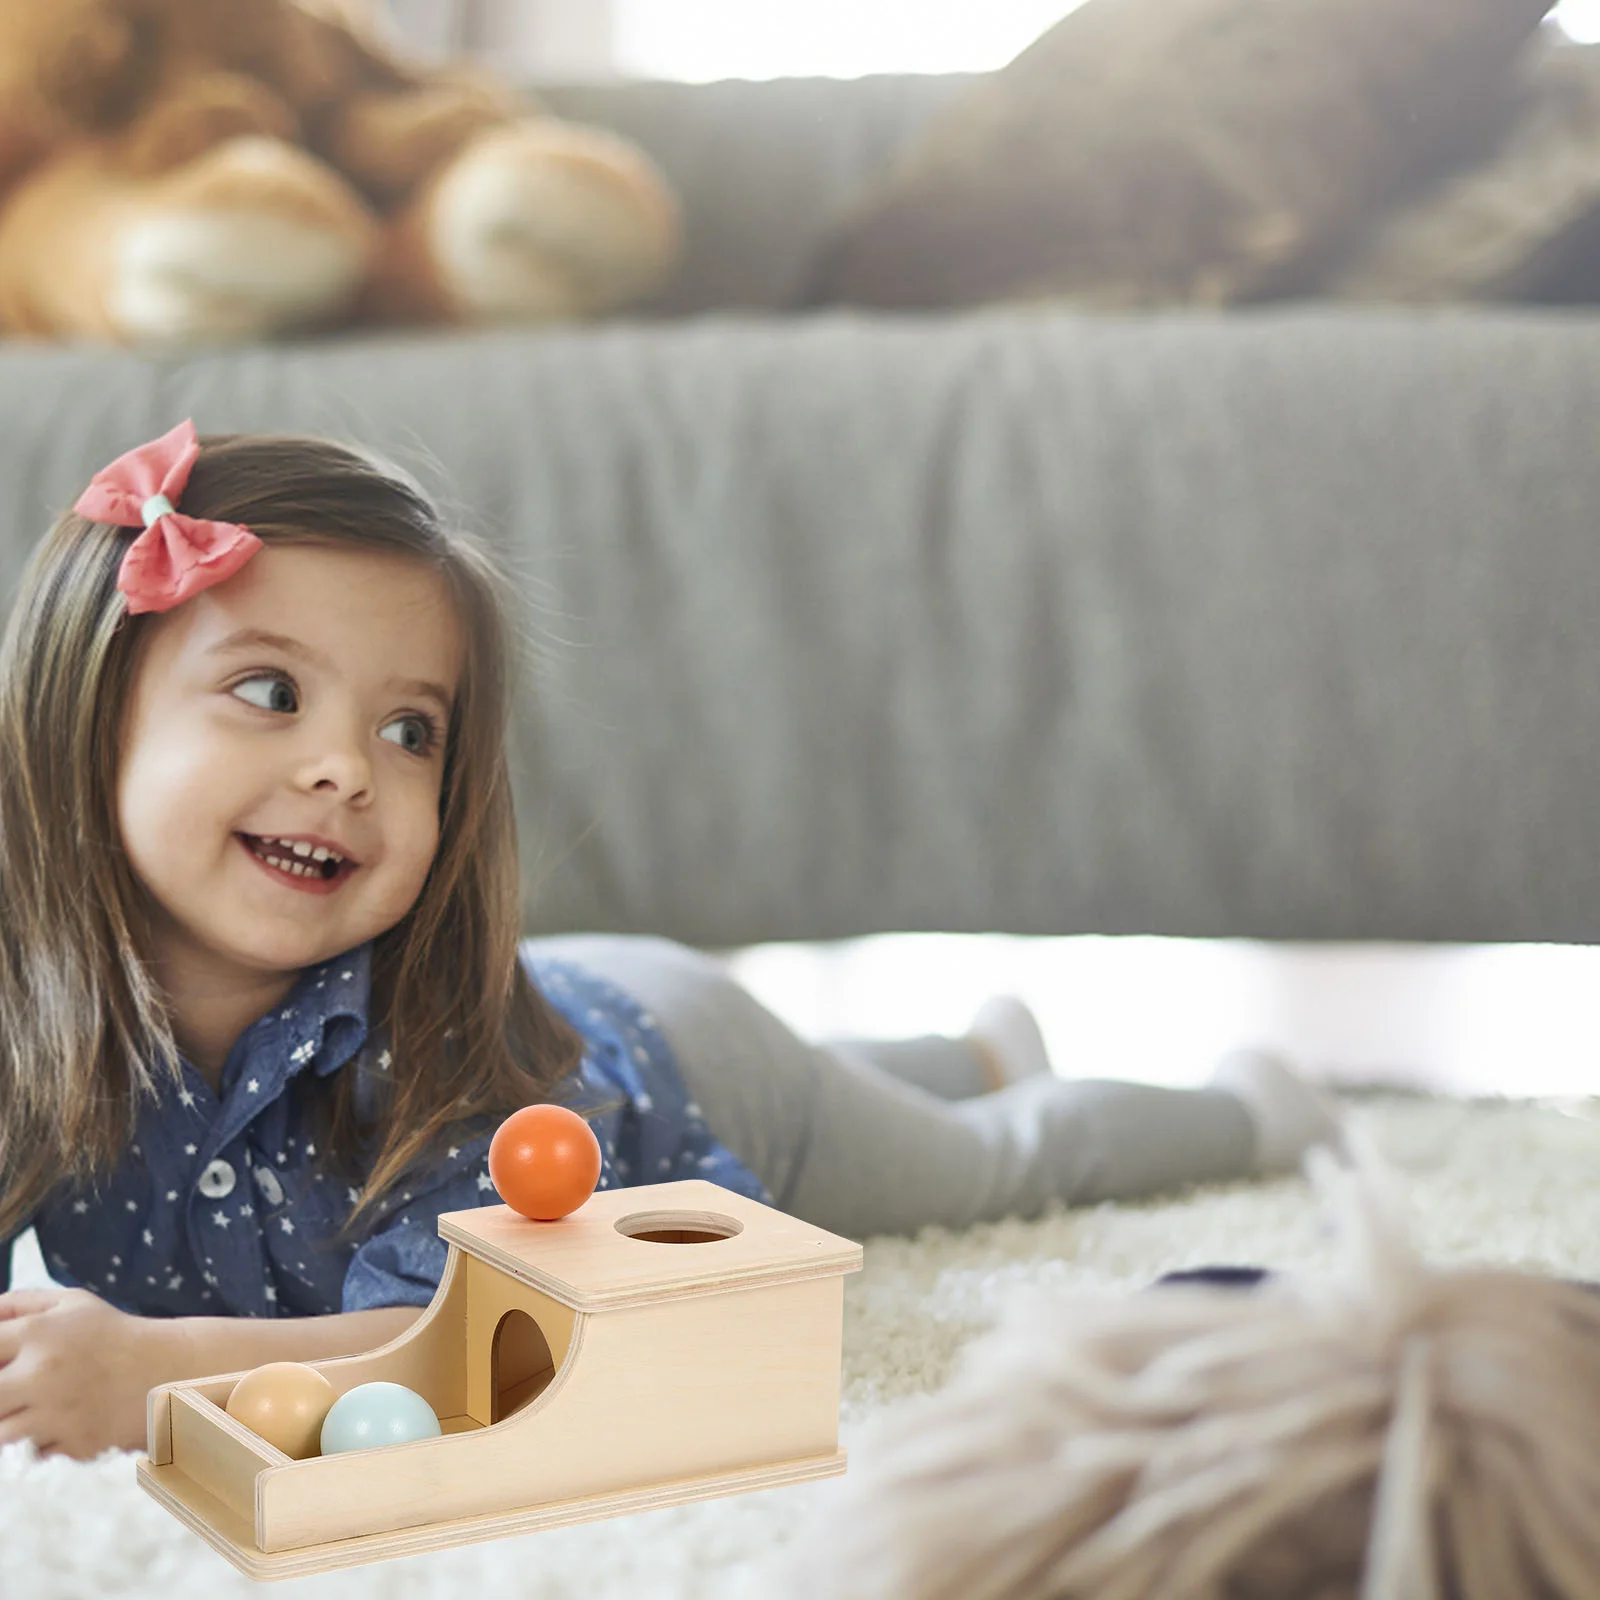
236,834 -> 356,894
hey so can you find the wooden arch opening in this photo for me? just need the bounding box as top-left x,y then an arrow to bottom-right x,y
490,1308 -> 556,1423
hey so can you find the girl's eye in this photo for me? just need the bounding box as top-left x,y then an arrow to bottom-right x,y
380,713 -> 441,758
231,673 -> 297,714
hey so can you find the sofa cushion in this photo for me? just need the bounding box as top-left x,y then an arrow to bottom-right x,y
1316,39 -> 1600,302
801,0 -> 1552,310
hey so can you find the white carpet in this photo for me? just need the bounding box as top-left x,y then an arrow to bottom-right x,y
3,1098 -> 1596,1599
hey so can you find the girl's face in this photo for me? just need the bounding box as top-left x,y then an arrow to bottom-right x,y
116,540 -> 464,996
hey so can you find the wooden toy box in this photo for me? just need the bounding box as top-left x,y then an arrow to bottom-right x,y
136,1180 -> 863,1580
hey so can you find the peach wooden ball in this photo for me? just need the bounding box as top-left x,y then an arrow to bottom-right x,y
225,1361 -> 338,1459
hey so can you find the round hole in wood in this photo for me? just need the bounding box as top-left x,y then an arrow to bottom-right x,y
614,1209 -> 745,1245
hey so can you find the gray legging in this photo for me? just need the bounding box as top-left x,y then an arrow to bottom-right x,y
526,935 -> 1256,1240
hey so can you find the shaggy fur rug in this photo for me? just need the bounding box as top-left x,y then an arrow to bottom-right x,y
2,1097 -> 1594,1600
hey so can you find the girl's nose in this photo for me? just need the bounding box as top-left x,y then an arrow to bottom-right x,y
309,762 -> 371,800
299,722 -> 372,800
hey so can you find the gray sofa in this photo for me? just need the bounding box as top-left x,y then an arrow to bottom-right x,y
2,75 -> 1599,949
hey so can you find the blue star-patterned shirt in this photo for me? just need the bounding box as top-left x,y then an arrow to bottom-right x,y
9,942 -> 769,1315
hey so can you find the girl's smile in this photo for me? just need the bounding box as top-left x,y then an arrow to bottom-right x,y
236,832 -> 360,892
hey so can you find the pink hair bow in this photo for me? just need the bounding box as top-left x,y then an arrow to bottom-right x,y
74,419 -> 261,615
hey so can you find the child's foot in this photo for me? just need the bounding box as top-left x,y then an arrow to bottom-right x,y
1210,1048 -> 1346,1172
965,996 -> 1054,1091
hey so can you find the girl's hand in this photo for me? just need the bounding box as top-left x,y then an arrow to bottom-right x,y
0,1286 -> 181,1458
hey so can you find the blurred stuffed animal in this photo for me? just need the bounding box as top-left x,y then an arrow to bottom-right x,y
0,0 -> 679,342
790,1148 -> 1600,1600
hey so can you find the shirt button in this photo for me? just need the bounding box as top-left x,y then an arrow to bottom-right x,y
255,1167 -> 285,1207
197,1159 -> 236,1199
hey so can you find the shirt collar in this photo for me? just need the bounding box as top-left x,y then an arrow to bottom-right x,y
279,940 -> 373,1078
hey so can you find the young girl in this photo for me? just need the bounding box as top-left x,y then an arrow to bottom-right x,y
0,422 -> 1341,1461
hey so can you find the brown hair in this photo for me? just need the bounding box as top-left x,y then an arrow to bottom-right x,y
0,432 -> 583,1247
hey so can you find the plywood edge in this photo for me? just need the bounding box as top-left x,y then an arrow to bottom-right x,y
438,1217 -> 863,1310
150,1369 -> 260,1464
140,1448 -> 848,1582
147,1369 -> 254,1461
310,1239 -> 469,1378
147,1385 -> 174,1466
171,1388 -> 288,1472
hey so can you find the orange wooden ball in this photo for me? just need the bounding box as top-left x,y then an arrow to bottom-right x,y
225,1361 -> 337,1459
488,1103 -> 602,1220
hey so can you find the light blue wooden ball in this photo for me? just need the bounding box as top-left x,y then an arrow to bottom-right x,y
319,1381 -> 442,1454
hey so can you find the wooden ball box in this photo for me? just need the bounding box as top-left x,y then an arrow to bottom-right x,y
136,1181 -> 863,1580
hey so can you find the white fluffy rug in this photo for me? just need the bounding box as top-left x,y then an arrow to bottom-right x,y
4,1097 -> 1597,1599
